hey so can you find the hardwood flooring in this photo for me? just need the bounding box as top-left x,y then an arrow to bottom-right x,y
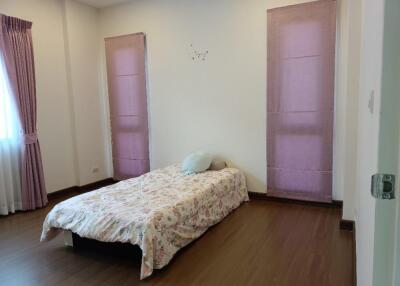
0,192 -> 353,286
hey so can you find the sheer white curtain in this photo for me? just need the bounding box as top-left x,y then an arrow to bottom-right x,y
0,51 -> 22,215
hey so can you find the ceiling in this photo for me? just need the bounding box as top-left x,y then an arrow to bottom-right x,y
76,0 -> 131,8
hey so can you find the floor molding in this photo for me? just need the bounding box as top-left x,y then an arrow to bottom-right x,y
80,178 -> 117,192
248,192 -> 343,208
47,186 -> 79,200
353,227 -> 357,286
48,178 -> 117,200
339,219 -> 355,231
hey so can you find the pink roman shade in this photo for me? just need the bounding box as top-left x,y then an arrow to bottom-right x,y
267,1 -> 336,202
105,33 -> 149,180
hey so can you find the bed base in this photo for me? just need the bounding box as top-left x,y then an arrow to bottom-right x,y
64,230 -> 74,247
63,231 -> 142,263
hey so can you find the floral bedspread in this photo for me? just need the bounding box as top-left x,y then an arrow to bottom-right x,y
40,164 -> 249,279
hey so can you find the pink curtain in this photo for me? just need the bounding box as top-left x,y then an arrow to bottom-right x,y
0,15 -> 47,210
267,1 -> 336,203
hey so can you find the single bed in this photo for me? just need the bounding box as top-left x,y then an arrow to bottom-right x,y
41,164 -> 249,279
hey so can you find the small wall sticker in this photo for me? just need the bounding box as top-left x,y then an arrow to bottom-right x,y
189,44 -> 209,61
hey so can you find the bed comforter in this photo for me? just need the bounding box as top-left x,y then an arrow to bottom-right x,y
40,164 -> 249,279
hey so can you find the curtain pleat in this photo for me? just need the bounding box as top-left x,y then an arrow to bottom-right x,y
0,14 -> 47,212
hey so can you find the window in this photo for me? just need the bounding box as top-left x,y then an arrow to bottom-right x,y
105,33 -> 150,180
0,55 -> 19,141
266,1 -> 336,203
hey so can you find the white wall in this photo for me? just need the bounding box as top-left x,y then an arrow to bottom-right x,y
63,0 -> 108,185
0,0 -> 109,192
335,0 -> 362,219
0,0 -> 361,215
99,0 -> 357,201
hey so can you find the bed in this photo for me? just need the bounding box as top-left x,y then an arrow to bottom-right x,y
40,164 -> 249,279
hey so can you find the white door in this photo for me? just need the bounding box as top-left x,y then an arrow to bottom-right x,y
356,0 -> 400,285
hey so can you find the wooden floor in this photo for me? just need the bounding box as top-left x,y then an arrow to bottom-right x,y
0,192 -> 354,286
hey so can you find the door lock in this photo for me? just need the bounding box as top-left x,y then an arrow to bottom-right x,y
371,174 -> 396,200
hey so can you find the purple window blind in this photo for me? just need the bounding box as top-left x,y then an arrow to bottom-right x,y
267,1 -> 336,203
105,33 -> 149,180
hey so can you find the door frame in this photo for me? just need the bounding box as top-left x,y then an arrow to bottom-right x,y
394,149 -> 400,285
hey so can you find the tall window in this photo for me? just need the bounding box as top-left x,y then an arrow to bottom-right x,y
267,1 -> 336,203
0,55 -> 19,141
105,33 -> 150,180
0,50 -> 22,216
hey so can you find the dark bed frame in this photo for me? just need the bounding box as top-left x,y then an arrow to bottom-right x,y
67,232 -> 143,263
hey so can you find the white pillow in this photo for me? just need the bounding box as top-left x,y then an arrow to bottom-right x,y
182,151 -> 212,175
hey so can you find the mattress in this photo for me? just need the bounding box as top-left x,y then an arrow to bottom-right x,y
40,164 -> 249,279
